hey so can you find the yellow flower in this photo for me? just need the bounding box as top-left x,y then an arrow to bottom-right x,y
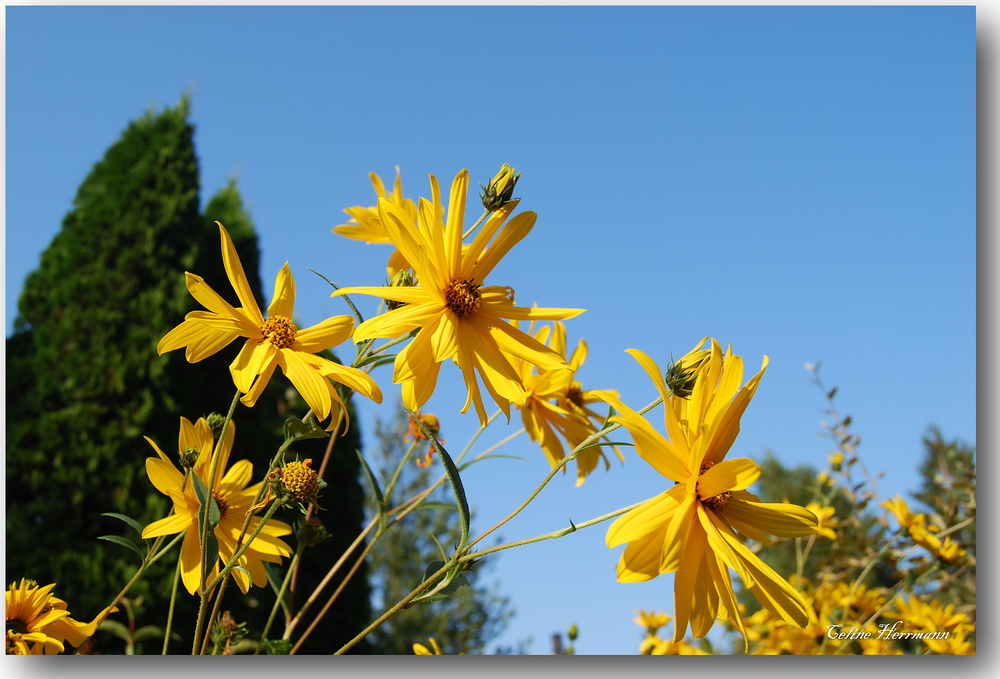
333,166 -> 416,276
141,417 -> 294,595
806,502 -> 839,540
633,610 -> 671,634
413,637 -> 443,655
598,339 -> 819,647
158,222 -> 383,431
882,495 -> 917,528
512,322 -> 622,486
5,579 -> 117,655
332,170 -> 583,425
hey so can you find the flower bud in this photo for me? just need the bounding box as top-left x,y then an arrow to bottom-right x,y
479,163 -> 520,211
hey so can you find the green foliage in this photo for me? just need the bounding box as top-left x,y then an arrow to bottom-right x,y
5,97 -> 370,653
364,408 -> 513,655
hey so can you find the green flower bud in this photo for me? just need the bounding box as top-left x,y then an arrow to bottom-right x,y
479,163 -> 520,211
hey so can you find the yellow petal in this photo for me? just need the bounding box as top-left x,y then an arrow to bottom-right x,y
353,301 -> 441,341
672,514 -> 708,642
469,210 -> 535,283
218,222 -> 264,325
617,523 -> 667,583
240,357 -> 279,408
444,169 -> 468,274
482,303 -> 585,322
703,356 -> 769,466
230,339 -> 276,394
606,403 -> 689,482
180,530 -> 203,595
697,458 -> 761,498
280,349 -> 332,421
267,263 -> 296,320
660,495 -> 697,574
141,512 -> 192,539
293,315 -> 355,353
606,486 -> 685,548
721,499 -> 819,538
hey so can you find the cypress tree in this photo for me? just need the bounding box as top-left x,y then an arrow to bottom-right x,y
6,98 -> 371,653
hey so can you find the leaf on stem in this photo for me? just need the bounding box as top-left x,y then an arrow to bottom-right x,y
284,415 -> 329,443
408,408 -> 471,551
97,535 -> 146,563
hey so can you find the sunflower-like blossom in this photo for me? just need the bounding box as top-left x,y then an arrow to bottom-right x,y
5,579 -> 117,655
158,222 -> 382,431
331,170 -> 583,425
596,338 -> 819,648
141,417 -> 293,595
511,321 -> 622,486
333,167 -> 416,276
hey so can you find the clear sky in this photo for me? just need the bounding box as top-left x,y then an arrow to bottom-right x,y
5,5 -> 976,655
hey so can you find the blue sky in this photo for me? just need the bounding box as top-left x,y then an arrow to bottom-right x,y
5,5 -> 976,655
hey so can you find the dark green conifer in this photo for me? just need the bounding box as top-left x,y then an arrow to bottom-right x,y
6,98 -> 370,653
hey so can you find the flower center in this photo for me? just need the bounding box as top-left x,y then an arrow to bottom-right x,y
6,620 -> 28,636
281,459 -> 320,501
259,315 -> 297,349
213,492 -> 229,517
566,385 -> 585,408
444,279 -> 481,318
696,461 -> 732,512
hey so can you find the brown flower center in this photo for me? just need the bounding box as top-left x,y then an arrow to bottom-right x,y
212,493 -> 229,517
566,385 -> 585,408
259,315 -> 297,349
696,461 -> 732,512
444,279 -> 482,318
6,620 -> 28,636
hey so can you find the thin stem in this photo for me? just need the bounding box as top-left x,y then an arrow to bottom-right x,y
290,530 -> 382,655
453,409 -> 504,466
459,500 -> 646,562
162,546 -> 184,655
333,560 -> 453,655
198,390 -> 242,592
463,402 -> 646,553
255,546 -> 304,655
383,438 -> 420,504
282,515 -> 378,640
367,331 -> 417,357
72,531 -> 183,654
462,208 -> 491,240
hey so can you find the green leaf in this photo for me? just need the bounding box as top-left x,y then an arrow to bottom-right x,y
98,618 -> 132,641
427,532 -> 449,562
408,409 -> 470,550
97,535 -> 146,563
101,512 -> 145,538
421,560 -> 447,584
131,626 -> 164,642
261,639 -> 293,655
283,416 -> 329,443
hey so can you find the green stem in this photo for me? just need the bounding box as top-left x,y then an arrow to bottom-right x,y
459,499 -> 646,562
383,439 -> 420,505
290,528 -> 383,655
199,390 -> 242,592
462,208 -> 491,240
333,560 -> 452,655
254,546 -> 304,655
162,545 -> 184,655
454,409 -> 504,466
282,515 -> 378,641
367,330 -> 417,357
463,397 -> 659,553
